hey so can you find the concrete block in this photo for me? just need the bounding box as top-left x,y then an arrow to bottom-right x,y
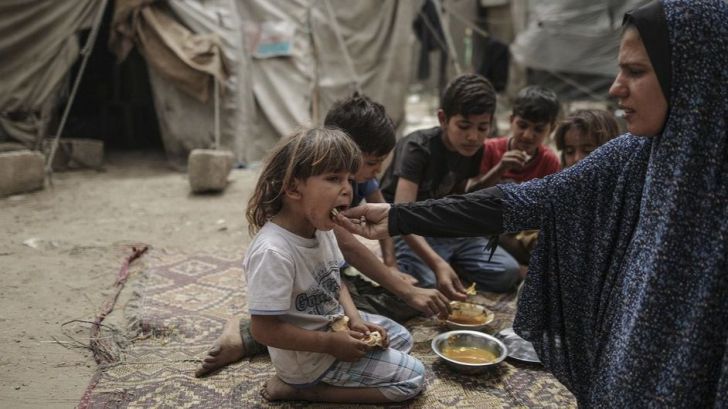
188,149 -> 234,193
0,142 -> 28,153
0,150 -> 45,197
43,138 -> 104,170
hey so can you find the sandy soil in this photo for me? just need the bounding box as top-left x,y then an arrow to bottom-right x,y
0,151 -> 258,408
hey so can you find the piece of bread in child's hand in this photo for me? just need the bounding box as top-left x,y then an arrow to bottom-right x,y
330,315 -> 349,332
331,316 -> 383,348
362,331 -> 384,348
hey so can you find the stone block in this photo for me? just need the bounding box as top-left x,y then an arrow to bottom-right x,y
188,149 -> 234,193
0,150 -> 45,197
43,138 -> 104,170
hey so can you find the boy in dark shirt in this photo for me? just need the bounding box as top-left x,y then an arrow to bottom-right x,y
380,74 -> 520,300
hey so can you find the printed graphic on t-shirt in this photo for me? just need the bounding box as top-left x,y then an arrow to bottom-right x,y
294,260 -> 341,316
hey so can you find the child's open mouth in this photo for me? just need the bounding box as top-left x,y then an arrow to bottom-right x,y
330,205 -> 349,219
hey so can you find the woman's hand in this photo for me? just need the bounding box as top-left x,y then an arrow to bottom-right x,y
434,262 -> 468,301
327,330 -> 369,362
336,203 -> 391,240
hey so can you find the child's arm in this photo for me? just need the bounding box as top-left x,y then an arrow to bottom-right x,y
395,178 -> 468,301
466,150 -> 528,192
338,280 -> 364,327
250,314 -> 369,362
338,282 -> 390,348
364,189 -> 398,268
334,226 -> 450,317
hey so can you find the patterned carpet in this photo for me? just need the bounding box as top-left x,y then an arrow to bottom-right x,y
79,249 -> 575,408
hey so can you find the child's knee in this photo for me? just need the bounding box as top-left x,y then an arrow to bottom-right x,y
489,265 -> 520,293
381,357 -> 426,402
471,256 -> 520,293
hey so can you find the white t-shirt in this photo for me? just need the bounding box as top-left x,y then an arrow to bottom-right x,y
244,222 -> 345,384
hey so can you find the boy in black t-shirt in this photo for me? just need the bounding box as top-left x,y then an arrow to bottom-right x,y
380,74 -> 520,300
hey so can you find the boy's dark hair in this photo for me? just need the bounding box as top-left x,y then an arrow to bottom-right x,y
440,74 -> 497,118
324,93 -> 396,157
512,85 -> 560,125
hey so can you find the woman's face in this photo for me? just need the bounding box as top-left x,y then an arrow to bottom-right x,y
608,27 -> 668,136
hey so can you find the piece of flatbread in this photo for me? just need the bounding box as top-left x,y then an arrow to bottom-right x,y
363,331 -> 384,347
330,315 -> 349,332
331,316 -> 383,348
523,150 -> 533,162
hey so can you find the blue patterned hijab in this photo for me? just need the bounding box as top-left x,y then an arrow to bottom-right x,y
500,0 -> 728,406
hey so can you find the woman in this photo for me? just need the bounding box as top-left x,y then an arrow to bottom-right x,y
336,0 -> 728,406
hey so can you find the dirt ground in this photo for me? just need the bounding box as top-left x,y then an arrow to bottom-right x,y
0,151 -> 259,408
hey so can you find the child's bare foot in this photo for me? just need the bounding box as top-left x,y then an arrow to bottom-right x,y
260,376 -> 298,401
195,317 -> 246,377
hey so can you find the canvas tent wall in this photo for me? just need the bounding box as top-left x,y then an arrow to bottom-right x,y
236,0 -> 416,164
0,1 -> 102,149
509,0 -> 647,99
1,0 -> 415,168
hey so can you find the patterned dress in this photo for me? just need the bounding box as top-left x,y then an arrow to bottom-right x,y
503,1 -> 728,406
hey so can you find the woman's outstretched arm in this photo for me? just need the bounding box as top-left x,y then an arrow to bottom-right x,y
337,186 -> 505,239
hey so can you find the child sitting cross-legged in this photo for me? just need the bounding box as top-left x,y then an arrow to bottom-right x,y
379,73 -> 521,300
245,127 -> 424,403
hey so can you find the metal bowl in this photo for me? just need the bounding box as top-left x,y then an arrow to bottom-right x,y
431,330 -> 508,375
445,301 -> 495,331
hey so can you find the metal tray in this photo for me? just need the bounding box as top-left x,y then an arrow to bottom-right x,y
495,327 -> 540,363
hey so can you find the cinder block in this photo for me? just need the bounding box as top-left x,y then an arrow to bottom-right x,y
43,138 -> 104,170
188,149 -> 234,193
0,150 -> 45,197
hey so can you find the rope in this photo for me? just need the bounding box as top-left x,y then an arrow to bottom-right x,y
45,0 -> 108,183
89,245 -> 148,365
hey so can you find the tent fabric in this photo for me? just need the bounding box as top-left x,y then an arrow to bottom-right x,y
110,0 -> 227,104
111,0 -> 415,166
1,0 -> 416,167
510,0 -> 646,78
0,0 -> 100,147
138,0 -> 255,167
240,0 -> 416,163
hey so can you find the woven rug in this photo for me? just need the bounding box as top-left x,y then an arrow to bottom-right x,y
79,249 -> 576,408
